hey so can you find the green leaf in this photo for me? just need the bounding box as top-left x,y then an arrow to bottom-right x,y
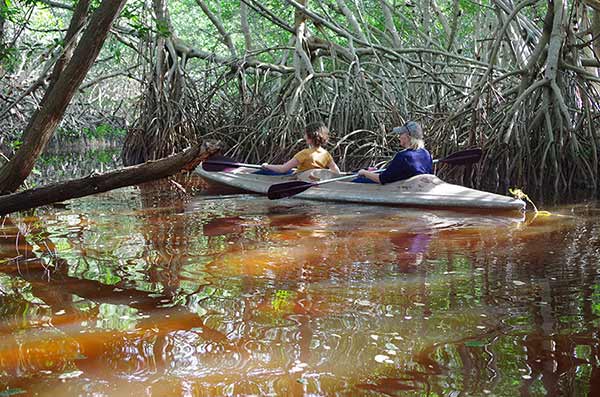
464,340 -> 486,347
9,140 -> 22,150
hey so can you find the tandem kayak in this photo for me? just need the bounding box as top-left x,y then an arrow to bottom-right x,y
196,166 -> 526,212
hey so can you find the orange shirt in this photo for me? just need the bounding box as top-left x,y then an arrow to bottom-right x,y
293,147 -> 334,172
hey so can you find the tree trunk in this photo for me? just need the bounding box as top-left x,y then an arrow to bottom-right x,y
381,0 -> 401,47
240,1 -> 253,54
0,9 -> 4,48
46,0 -> 91,91
0,6 -> 6,76
0,141 -> 220,215
0,0 -> 126,195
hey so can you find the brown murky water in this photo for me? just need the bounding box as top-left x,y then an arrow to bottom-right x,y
0,178 -> 599,396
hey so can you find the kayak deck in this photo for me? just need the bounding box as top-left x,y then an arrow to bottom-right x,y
196,166 -> 526,211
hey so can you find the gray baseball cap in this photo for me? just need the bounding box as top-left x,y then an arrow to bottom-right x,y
392,121 -> 423,139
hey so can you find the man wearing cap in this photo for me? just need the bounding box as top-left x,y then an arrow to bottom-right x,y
357,121 -> 433,184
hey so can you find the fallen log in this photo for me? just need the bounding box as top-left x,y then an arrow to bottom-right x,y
0,140 -> 221,215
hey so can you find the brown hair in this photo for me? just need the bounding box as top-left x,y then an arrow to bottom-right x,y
305,122 -> 329,147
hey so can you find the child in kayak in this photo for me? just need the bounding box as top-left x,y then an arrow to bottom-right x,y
357,121 -> 432,184
261,123 -> 341,174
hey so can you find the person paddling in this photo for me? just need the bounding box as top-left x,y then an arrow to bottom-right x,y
261,123 -> 341,174
357,121 -> 433,184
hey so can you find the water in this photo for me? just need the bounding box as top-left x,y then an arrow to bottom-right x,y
0,179 -> 598,396
26,146 -> 121,188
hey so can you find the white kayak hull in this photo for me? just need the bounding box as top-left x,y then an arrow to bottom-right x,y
196,166 -> 526,211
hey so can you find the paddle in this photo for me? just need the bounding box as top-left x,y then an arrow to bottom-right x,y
201,155 -> 262,172
267,148 -> 483,200
203,148 -> 482,172
432,148 -> 482,166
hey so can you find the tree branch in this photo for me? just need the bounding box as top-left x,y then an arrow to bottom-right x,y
0,141 -> 221,215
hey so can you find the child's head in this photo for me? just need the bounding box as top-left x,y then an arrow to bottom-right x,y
305,122 -> 329,147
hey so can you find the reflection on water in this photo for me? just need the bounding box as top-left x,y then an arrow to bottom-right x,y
27,147 -> 122,186
0,178 -> 599,396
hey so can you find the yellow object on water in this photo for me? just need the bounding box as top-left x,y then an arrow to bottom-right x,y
272,289 -> 293,311
509,188 -> 552,215
535,210 -> 552,216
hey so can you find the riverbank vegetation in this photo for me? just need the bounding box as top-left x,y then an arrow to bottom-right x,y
1,0 -> 600,202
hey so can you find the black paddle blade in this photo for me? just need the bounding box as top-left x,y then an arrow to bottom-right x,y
267,180 -> 314,200
438,148 -> 482,166
201,155 -> 239,172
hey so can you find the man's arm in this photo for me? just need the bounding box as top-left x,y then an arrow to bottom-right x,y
357,169 -> 381,183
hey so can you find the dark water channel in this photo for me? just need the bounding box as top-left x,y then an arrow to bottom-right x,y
0,176 -> 599,396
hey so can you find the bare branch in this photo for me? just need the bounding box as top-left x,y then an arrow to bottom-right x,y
194,0 -> 237,57
240,1 -> 253,54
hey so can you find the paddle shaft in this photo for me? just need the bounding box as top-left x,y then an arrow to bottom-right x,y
312,169 -> 385,186
433,150 -> 481,165
203,160 -> 263,169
